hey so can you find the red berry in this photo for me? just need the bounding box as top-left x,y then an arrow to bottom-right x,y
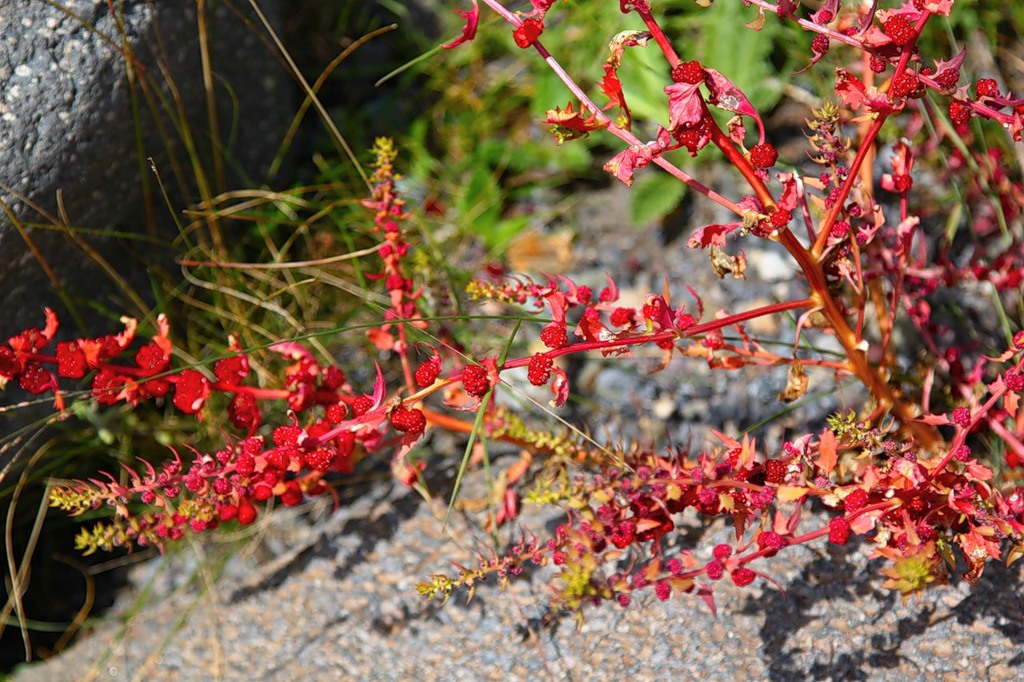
811,34 -> 829,55
0,346 -> 23,380
712,543 -> 733,560
883,15 -> 915,47
527,353 -> 553,386
18,363 -> 50,394
906,497 -> 928,515
279,481 -> 303,507
705,559 -> 725,580
770,208 -> 792,228
461,364 -> 491,397
137,343 -> 170,372
513,18 -> 543,49
1005,370 -> 1024,392
540,322 -> 568,349
869,55 -> 887,74
610,307 -> 636,328
891,174 -> 913,193
674,121 -> 708,155
320,366 -> 346,390
951,406 -> 971,428
671,59 -> 705,84
934,67 -> 960,90
756,531 -> 786,556
227,393 -> 261,432
655,582 -> 671,601
213,354 -> 248,383
828,517 -> 851,545
237,500 -> 258,525
172,369 -> 210,415
730,567 -> 756,587
390,406 -> 427,435
414,360 -> 441,388
352,395 -> 374,416
764,459 -> 787,484
325,402 -> 348,424
889,71 -> 921,98
949,99 -> 972,126
304,447 -> 336,472
1013,330 -> 1024,350
749,143 -> 778,168
273,424 -> 304,447
975,78 -> 999,98
844,488 -> 869,512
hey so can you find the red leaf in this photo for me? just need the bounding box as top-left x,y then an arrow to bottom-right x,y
549,366 -> 569,407
703,68 -> 764,140
545,101 -> 607,133
441,0 -> 479,50
600,30 -> 650,129
810,0 -> 840,24
931,48 -> 966,90
687,223 -> 739,249
664,82 -> 704,130
776,0 -> 799,19
697,584 -> 717,617
834,69 -> 867,110
603,146 -> 641,187
819,428 -> 838,476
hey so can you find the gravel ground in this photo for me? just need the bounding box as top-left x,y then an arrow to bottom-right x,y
13,467 -> 1024,681
14,182 -> 1024,681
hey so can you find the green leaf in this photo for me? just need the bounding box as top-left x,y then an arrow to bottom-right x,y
697,2 -> 784,112
630,171 -> 687,226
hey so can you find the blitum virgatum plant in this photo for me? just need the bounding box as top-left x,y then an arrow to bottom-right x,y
4,0 -> 1023,619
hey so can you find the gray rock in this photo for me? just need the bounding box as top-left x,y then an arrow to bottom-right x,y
11,471 -> 1024,681
0,0 -> 286,343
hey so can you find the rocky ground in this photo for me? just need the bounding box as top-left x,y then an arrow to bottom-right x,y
13,182 -> 1024,681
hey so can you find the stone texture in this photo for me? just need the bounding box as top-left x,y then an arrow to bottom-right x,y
11,467 -> 1024,681
0,0 -> 286,343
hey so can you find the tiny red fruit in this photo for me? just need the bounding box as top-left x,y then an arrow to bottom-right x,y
671,59 -> 705,84
513,18 -> 544,49
828,517 -> 851,545
949,99 -> 972,126
391,406 -> 427,435
844,488 -> 869,512
883,15 -> 915,47
951,406 -> 971,428
462,364 -> 491,397
414,360 -> 441,388
889,71 -> 921,99
764,459 -> 787,483
770,208 -> 792,228
731,567 -> 756,587
540,322 -> 568,349
352,395 -> 374,416
811,34 -> 829,55
527,353 -> 553,386
749,143 -> 778,168
975,78 -> 999,98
